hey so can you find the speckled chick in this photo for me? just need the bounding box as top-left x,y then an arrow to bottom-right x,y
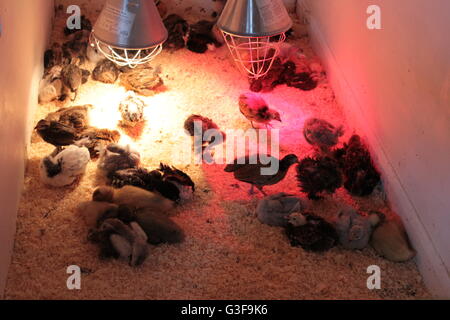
93,185 -> 175,213
285,212 -> 338,252
40,145 -> 90,187
45,105 -> 92,133
163,14 -> 189,51
75,128 -> 121,158
98,144 -> 141,178
239,93 -> 281,128
333,207 -> 380,250
370,213 -> 416,262
303,118 -> 344,153
118,93 -> 146,127
256,193 -> 308,227
92,59 -> 121,84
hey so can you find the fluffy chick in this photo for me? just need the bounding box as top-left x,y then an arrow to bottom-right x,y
98,144 -> 141,178
120,64 -> 164,96
93,218 -> 149,266
163,14 -> 189,51
61,63 -> 90,100
75,128 -> 121,158
303,118 -> 344,153
77,201 -> 118,228
296,157 -> 343,200
285,212 -> 338,252
35,120 -> 78,146
256,193 -> 307,227
134,207 -> 185,245
39,66 -> 65,103
40,145 -> 90,187
333,207 -> 380,250
45,105 -> 91,133
370,212 -> 416,262
225,154 -> 298,195
334,135 -> 381,197
239,93 -> 281,128
187,20 -> 222,53
118,93 -> 146,128
93,185 -> 175,213
92,59 -> 121,84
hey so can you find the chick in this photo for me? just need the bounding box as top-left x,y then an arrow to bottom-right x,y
43,43 -> 71,70
256,193 -> 308,227
76,128 -> 121,158
92,59 -> 121,84
62,30 -> 90,65
45,105 -> 91,133
118,93 -> 146,129
334,135 -> 381,197
184,114 -> 226,153
303,118 -> 344,153
333,207 -> 380,250
77,201 -> 118,228
134,207 -> 185,245
285,212 -> 338,252
110,165 -> 195,204
40,145 -> 90,187
61,64 -> 90,100
239,93 -> 282,128
35,120 -> 78,146
163,14 -> 189,51
93,185 -> 175,213
224,154 -> 298,195
39,67 -> 64,104
296,157 -> 343,200
157,163 -> 196,202
98,144 -> 141,178
120,64 -> 164,96
370,212 -> 416,262
92,218 -> 149,267
187,20 -> 222,53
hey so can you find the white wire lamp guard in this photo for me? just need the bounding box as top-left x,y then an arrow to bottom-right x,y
90,0 -> 168,68
217,0 -> 293,79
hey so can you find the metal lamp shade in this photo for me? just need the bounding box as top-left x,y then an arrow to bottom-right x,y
93,0 -> 167,49
217,0 -> 293,79
217,0 -> 292,38
91,0 -> 168,67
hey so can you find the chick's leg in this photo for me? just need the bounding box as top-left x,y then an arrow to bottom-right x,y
256,185 -> 268,196
248,184 -> 256,195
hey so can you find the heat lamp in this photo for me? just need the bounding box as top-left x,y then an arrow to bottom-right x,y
90,0 -> 168,68
217,0 -> 293,79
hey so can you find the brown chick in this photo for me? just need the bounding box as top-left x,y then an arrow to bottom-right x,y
45,105 -> 92,133
224,154 -> 298,195
35,120 -> 78,146
76,128 -> 121,158
239,93 -> 281,128
61,64 -> 90,100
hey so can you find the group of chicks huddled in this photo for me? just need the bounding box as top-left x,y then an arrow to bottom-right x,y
213,93 -> 415,262
39,13 -> 166,106
35,104 -> 196,266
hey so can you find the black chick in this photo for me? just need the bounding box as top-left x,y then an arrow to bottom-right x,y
334,135 -> 381,197
163,14 -> 189,51
110,164 -> 195,203
225,154 -> 298,195
187,20 -> 221,54
35,120 -> 78,146
184,114 -> 226,154
285,212 -> 338,252
296,157 -> 342,200
44,43 -> 71,70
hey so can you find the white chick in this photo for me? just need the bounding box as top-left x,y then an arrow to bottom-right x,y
40,145 -> 90,187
